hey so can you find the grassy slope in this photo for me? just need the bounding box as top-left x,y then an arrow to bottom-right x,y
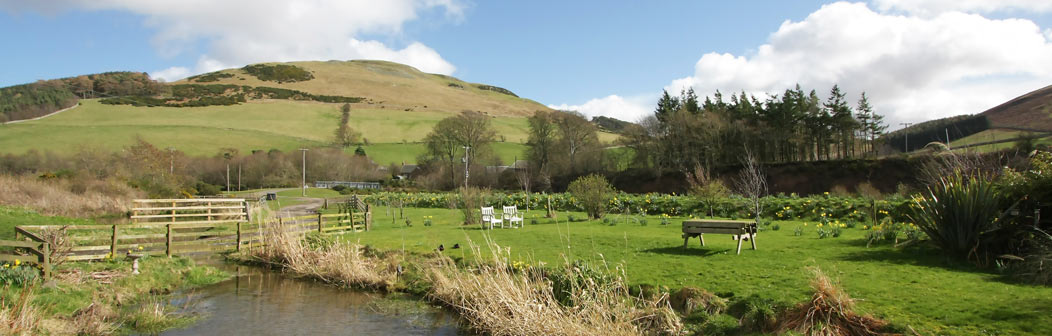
343,206 -> 1052,335
0,60 -> 620,164
948,129 -> 1052,153
0,99 -> 615,165
185,60 -> 551,118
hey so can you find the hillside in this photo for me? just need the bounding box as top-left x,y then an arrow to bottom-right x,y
174,60 -> 550,117
0,60 -> 619,165
981,84 -> 1052,131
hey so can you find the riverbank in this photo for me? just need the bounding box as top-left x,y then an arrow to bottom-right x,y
1,256 -> 229,335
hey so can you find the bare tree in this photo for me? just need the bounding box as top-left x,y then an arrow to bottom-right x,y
734,149 -> 768,220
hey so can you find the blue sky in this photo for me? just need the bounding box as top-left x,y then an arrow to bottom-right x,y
2,1 -> 1051,127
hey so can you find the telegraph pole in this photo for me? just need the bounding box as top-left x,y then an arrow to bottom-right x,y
299,148 -> 309,196
462,146 -> 470,188
900,122 -> 914,153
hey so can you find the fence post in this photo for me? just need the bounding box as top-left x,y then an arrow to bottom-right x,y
41,242 -> 51,280
317,213 -> 323,233
166,224 -> 173,257
110,225 -> 118,258
243,201 -> 251,223
236,222 -> 242,252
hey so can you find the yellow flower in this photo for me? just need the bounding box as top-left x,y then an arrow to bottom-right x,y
803,223 -> 808,226
824,192 -> 829,195
14,259 -> 20,266
840,223 -> 846,228
863,225 -> 869,230
3,264 -> 8,268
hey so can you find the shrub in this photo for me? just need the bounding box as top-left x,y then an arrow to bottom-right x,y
908,171 -> 1007,264
567,174 -> 616,219
194,182 -> 221,196
459,187 -> 485,226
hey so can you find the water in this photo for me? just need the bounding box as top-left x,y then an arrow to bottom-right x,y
161,265 -> 462,335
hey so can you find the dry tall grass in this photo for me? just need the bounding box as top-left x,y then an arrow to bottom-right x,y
0,174 -> 140,217
251,223 -> 397,290
777,268 -> 886,336
0,286 -> 41,335
426,241 -> 682,336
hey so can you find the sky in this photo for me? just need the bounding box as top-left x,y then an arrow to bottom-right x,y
2,0 -> 1051,129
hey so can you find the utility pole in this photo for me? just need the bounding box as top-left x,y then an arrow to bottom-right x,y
945,128 -> 951,149
900,122 -> 914,153
462,146 -> 470,188
299,149 -> 309,196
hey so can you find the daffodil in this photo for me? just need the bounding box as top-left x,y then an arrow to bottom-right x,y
14,259 -> 20,266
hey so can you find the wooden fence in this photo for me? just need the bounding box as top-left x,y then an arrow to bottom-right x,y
9,198 -> 371,272
0,239 -> 50,278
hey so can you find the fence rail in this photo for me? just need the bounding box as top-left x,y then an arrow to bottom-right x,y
0,239 -> 50,279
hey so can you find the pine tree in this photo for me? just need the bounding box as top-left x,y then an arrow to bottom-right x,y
654,90 -> 680,124
855,92 -> 874,155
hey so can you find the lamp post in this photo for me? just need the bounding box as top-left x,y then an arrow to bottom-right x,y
462,146 -> 470,188
299,148 -> 309,197
899,122 -> 914,153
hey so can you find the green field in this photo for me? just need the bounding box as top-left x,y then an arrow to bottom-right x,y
948,129 -> 1052,153
338,206 -> 1052,335
0,99 -> 616,165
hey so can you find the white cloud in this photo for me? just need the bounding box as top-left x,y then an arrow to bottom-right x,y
149,66 -> 190,82
873,0 -> 1052,16
1,0 -> 460,76
667,1 -> 1052,127
548,95 -> 654,123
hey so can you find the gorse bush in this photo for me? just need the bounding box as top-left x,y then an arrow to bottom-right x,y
908,171 -> 1008,264
241,64 -> 314,83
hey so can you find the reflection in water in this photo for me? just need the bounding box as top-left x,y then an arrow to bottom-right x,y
162,266 -> 461,335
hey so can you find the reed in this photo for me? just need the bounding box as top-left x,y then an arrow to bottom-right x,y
426,240 -> 681,336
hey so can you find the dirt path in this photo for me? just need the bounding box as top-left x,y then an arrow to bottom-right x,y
277,197 -> 325,215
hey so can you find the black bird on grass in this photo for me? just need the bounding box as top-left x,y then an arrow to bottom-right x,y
452,243 -> 460,249
438,244 -> 444,252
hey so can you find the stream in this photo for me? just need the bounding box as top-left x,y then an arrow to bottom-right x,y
159,264 -> 462,335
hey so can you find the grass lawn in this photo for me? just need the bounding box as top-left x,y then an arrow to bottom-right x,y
341,206 -> 1052,335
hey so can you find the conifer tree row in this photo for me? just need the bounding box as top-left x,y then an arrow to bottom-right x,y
620,84 -> 888,173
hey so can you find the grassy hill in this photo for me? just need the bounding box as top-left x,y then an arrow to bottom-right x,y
981,84 -> 1052,131
177,60 -> 550,117
0,60 -> 619,165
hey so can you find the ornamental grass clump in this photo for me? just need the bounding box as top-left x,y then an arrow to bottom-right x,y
908,171 -> 1008,264
777,267 -> 886,336
426,240 -> 682,336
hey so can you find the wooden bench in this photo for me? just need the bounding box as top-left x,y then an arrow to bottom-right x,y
682,219 -> 758,255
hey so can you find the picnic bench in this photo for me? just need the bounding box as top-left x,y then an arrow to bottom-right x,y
682,219 -> 758,255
